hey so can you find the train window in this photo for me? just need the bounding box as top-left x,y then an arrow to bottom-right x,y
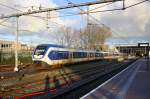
82,52 -> 87,58
73,52 -> 78,58
49,51 -> 57,60
49,51 -> 69,60
104,53 -> 108,56
58,51 -> 69,59
90,53 -> 94,57
100,53 -> 103,57
90,53 -> 92,57
34,45 -> 47,55
73,52 -> 87,58
95,53 -> 97,57
95,53 -> 100,57
83,52 -> 87,58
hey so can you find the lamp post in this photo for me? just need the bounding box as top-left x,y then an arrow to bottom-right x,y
138,43 -> 149,71
14,16 -> 19,72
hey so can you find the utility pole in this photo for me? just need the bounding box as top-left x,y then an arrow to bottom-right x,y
147,43 -> 149,71
14,17 -> 19,72
122,0 -> 125,10
138,43 -> 149,71
87,6 -> 89,49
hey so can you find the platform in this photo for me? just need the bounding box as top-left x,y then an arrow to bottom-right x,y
81,58 -> 150,99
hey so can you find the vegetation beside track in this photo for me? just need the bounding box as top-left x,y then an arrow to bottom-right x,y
0,51 -> 32,65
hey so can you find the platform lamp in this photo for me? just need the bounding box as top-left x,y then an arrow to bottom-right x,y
138,43 -> 149,71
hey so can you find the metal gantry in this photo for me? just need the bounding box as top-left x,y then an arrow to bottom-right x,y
14,17 -> 19,72
0,0 -> 122,72
0,0 -> 122,19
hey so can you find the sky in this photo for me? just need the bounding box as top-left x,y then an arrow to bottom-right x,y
0,0 -> 149,46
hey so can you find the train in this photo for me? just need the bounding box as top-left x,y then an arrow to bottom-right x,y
32,44 -> 122,66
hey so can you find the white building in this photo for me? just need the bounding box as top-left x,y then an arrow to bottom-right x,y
0,40 -> 34,52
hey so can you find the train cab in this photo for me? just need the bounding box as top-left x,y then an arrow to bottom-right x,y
33,45 -> 48,59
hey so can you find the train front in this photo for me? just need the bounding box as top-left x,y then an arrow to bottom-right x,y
32,45 -> 49,66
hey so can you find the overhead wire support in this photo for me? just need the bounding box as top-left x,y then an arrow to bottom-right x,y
0,18 -> 10,24
122,0 -> 125,10
65,0 -> 109,28
124,0 -> 149,9
14,16 -> 19,72
0,0 -> 122,19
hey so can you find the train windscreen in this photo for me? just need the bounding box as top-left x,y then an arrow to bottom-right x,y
34,45 -> 47,55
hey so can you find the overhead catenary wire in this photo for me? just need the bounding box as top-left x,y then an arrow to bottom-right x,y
50,0 -> 150,17
0,6 -> 64,29
26,0 -> 149,44
0,0 -> 137,72
0,1 -> 60,25
0,1 -> 115,21
0,23 -> 15,29
0,0 -> 149,42
65,0 -> 123,48
0,2 -> 22,12
0,0 -> 122,19
64,0 -> 109,27
64,0 -> 121,45
124,0 -> 149,9
0,2 -> 47,19
21,0 -> 149,20
0,0 -> 148,20
82,0 -> 149,14
0,1 -> 69,29
0,0 -> 148,33
88,2 -> 114,12
14,3 -> 79,15
64,0 -> 135,45
0,18 -> 10,24
0,2 -> 71,42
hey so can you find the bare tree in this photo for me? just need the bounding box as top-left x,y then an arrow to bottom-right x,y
54,24 -> 112,50
54,26 -> 77,48
80,24 -> 112,50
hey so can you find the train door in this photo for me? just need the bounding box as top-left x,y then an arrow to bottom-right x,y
69,52 -> 73,63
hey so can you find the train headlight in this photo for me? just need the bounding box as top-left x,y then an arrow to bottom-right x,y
34,55 -> 43,59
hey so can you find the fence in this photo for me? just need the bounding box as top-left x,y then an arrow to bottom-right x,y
0,51 -> 33,65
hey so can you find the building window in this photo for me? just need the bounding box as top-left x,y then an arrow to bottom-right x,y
6,44 -> 8,48
2,44 -> 4,48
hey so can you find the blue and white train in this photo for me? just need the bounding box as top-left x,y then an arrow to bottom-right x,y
32,44 -> 121,66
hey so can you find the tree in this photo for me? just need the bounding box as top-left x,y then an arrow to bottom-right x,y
80,24 -> 112,50
55,26 -> 77,48
54,24 -> 112,50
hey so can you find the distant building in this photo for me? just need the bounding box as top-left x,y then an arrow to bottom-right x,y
0,40 -> 34,52
93,44 -> 109,51
115,44 -> 150,56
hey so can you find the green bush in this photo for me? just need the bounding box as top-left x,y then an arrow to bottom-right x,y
0,51 -> 33,65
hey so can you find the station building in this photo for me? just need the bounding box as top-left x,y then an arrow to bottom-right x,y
0,40 -> 34,52
115,44 -> 150,56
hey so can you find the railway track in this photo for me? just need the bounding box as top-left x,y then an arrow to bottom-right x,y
49,59 -> 136,99
0,59 -> 135,98
0,59 -> 117,96
0,63 -> 33,72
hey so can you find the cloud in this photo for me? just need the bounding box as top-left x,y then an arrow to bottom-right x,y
0,0 -> 55,32
0,0 -> 149,45
89,0 -> 150,38
0,0 -> 79,44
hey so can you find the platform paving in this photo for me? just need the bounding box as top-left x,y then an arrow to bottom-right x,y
81,58 -> 150,99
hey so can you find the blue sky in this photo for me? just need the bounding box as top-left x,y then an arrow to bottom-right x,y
0,0 -> 150,46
